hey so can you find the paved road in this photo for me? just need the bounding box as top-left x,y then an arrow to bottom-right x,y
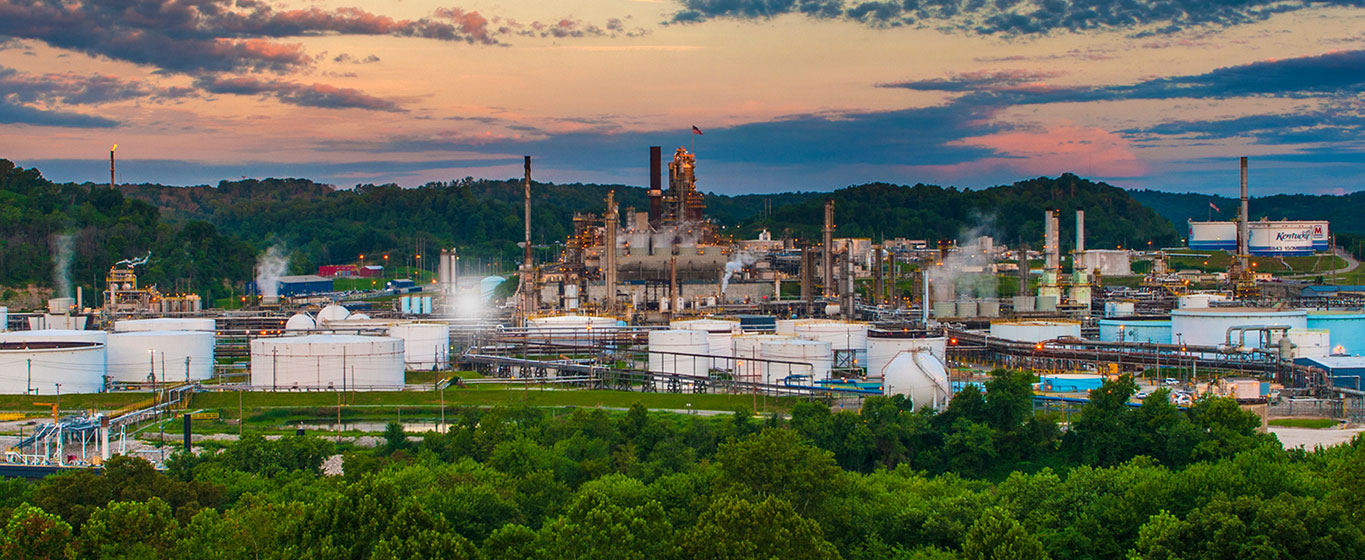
1270,426 -> 1365,449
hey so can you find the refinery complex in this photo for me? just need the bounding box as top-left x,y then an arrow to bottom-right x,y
2,152 -> 1362,468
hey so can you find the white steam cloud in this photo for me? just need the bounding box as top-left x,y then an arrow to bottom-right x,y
926,220 -> 997,301
254,244 -> 290,299
721,251 -> 756,294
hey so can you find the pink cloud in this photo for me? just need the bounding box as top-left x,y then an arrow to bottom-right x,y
942,124 -> 1148,179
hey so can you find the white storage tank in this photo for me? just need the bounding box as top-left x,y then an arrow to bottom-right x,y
1170,308 -> 1308,350
989,321 -> 1081,343
882,351 -> 950,410
955,300 -> 978,318
284,314 -> 317,331
0,306 -> 7,332
793,320 -> 869,367
760,339 -> 832,383
317,304 -> 351,324
114,318 -> 216,332
866,332 -> 947,378
1011,296 -> 1035,313
1178,293 -> 1230,309
0,341 -> 105,394
775,318 -> 814,336
527,314 -> 623,345
107,331 -> 215,383
251,334 -> 405,389
932,301 -> 956,318
648,329 -> 710,380
388,323 -> 450,370
732,334 -> 792,383
671,319 -> 740,370
978,300 -> 1001,318
0,329 -> 108,345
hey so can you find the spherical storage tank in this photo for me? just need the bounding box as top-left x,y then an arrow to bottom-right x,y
649,329 -> 710,390
114,318 -> 216,332
866,331 -> 946,378
284,314 -> 317,331
760,339 -> 832,382
107,331 -> 215,383
0,341 -> 105,394
251,335 -> 404,389
989,321 -> 1081,343
731,334 -> 792,383
1307,311 -> 1365,355
882,351 -> 950,411
388,323 -> 450,370
1170,308 -> 1307,350
1098,318 -> 1172,344
317,304 -> 352,324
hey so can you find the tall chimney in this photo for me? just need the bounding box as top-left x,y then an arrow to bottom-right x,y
520,156 -> 534,318
1239,156 -> 1249,270
873,244 -> 883,306
109,144 -> 116,190
648,146 -> 662,229
823,200 -> 835,298
1016,244 -> 1030,295
801,244 -> 813,314
1044,210 -> 1058,273
1075,210 -> 1085,269
604,191 -> 618,313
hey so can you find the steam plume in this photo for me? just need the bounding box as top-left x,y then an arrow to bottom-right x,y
721,251 -> 756,294
254,244 -> 290,299
53,233 -> 74,299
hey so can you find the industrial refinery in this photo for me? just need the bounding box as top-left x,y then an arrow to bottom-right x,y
1,154 -> 1361,470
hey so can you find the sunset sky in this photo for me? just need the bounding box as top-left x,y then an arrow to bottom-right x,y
1,0 -> 1362,195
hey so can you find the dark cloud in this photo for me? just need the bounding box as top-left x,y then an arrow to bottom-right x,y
889,49 -> 1365,103
333,53 -> 381,64
194,75 -> 402,112
669,0 -> 1365,35
1125,104 -> 1365,145
0,100 -> 119,127
1,66 -> 194,105
884,69 -> 1064,92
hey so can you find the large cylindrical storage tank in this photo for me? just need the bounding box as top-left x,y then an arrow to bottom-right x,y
1170,308 -> 1307,349
775,318 -> 814,336
526,315 -> 623,346
0,329 -> 108,345
0,341 -> 105,394
671,319 -> 740,369
793,320 -> 869,368
251,335 -> 405,389
0,306 -> 7,332
114,318 -> 216,332
107,331 -> 215,383
1307,312 -> 1365,355
989,321 -> 1081,343
648,329 -> 710,380
388,323 -> 450,370
867,332 -> 947,378
1011,296 -> 1035,312
1097,319 -> 1172,344
882,351 -> 950,410
760,339 -> 832,382
732,334 -> 791,383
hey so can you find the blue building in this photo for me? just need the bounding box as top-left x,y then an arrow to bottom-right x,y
275,275 -> 334,297
1294,356 -> 1365,390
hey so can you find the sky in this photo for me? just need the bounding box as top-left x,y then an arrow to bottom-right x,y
1,0 -> 1362,196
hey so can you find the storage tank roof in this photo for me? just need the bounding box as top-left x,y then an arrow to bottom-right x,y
1171,307 -> 1306,315
264,334 -> 394,344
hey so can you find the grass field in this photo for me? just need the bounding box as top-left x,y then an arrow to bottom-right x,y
190,386 -> 798,413
1268,418 -> 1339,429
0,392 -> 153,413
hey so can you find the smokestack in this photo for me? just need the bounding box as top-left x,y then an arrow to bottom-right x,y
1017,244 -> 1030,296
823,200 -> 834,298
888,250 -> 897,309
873,244 -> 883,306
842,243 -> 853,319
1239,156 -> 1249,268
604,191 -> 618,313
520,156 -> 535,318
109,144 -> 116,190
801,244 -> 813,313
1075,210 -> 1085,270
1044,210 -> 1058,272
648,146 -> 662,229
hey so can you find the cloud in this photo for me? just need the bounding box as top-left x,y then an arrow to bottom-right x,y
0,100 -> 119,127
669,0 -> 1365,35
0,66 -> 194,106
194,75 -> 402,112
888,49 -> 1365,104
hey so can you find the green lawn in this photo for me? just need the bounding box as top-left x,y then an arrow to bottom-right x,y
190,387 -> 797,413
0,392 -> 153,413
1268,418 -> 1338,429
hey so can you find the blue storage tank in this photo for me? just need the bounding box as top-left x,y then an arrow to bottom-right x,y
1039,373 -> 1104,393
1306,311 -> 1365,355
1097,318 -> 1172,344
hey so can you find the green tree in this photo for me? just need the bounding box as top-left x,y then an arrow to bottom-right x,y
715,428 -> 844,515
680,495 -> 840,560
963,507 -> 1050,560
0,503 -> 72,560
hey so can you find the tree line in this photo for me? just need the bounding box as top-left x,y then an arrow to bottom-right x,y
2,372 -> 1361,559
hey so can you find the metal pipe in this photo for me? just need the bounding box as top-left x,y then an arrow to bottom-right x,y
648,146 -> 662,230
1239,156 -> 1249,271
823,200 -> 834,298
